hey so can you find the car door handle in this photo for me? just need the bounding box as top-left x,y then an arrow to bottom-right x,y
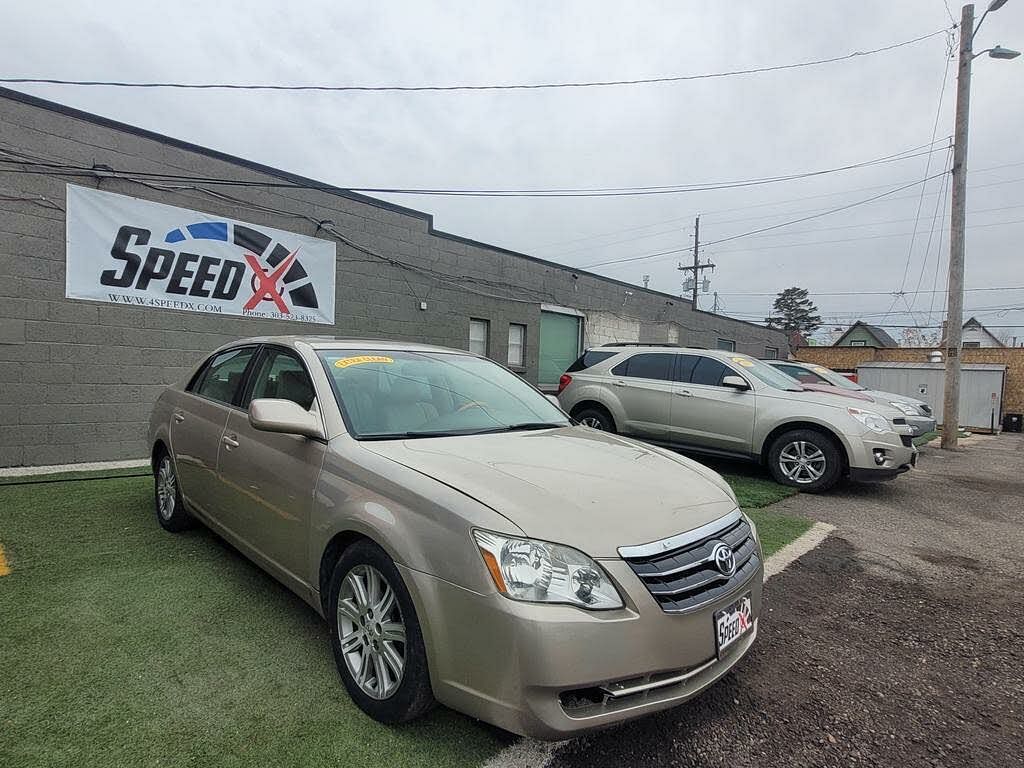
613,380 -> 626,387
222,435 -> 240,449
173,413 -> 185,423
675,390 -> 693,397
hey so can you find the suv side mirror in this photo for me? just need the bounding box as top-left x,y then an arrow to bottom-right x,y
722,375 -> 750,391
249,398 -> 325,439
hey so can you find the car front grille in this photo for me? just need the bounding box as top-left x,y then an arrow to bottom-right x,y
619,511 -> 760,614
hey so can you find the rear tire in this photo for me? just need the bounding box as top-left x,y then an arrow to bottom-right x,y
154,450 -> 194,532
574,406 -> 615,432
767,429 -> 843,493
328,540 -> 435,724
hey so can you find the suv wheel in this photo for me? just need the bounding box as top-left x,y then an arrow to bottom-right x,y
154,451 -> 194,532
767,429 -> 842,492
574,407 -> 615,432
328,540 -> 435,724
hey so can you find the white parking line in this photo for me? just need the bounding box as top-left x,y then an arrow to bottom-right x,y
0,458 -> 149,478
482,520 -> 836,768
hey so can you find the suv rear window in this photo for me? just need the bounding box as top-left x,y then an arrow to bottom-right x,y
566,350 -> 617,372
610,353 -> 674,381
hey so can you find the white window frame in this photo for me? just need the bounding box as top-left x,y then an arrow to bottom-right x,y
508,323 -> 526,367
850,340 -> 867,347
716,338 -> 736,352
469,318 -> 490,356
764,346 -> 779,359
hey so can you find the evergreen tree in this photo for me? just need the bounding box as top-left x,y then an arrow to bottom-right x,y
765,287 -> 822,335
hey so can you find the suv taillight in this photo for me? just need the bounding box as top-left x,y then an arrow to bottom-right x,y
557,374 -> 572,393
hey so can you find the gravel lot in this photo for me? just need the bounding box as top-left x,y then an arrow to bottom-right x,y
549,433 -> 1024,768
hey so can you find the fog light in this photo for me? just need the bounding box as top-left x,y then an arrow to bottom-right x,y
873,448 -> 886,466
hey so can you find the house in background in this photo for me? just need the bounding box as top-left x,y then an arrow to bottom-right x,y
960,316 -> 1005,348
832,321 -> 899,348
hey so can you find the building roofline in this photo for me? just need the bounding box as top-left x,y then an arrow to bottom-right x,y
0,86 -> 782,336
832,320 -> 896,347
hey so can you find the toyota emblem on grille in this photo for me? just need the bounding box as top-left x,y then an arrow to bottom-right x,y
711,542 -> 736,577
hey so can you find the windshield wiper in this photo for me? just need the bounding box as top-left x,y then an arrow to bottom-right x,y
358,422 -> 566,440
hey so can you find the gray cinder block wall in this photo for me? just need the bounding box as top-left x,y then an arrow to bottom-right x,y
0,88 -> 786,467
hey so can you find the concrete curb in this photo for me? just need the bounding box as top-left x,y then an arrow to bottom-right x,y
0,459 -> 149,478
483,520 -> 836,768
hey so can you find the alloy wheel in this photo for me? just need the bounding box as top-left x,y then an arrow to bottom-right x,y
157,457 -> 176,520
337,564 -> 407,700
778,440 -> 827,484
579,416 -> 604,429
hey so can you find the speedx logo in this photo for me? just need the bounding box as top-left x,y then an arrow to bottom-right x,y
98,221 -> 320,313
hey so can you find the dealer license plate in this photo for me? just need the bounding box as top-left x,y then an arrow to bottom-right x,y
714,593 -> 753,655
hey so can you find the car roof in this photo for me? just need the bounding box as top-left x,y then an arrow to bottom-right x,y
212,335 -> 468,356
586,345 -> 748,361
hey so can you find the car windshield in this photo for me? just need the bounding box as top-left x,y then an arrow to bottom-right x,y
729,356 -> 804,391
805,364 -> 866,391
317,349 -> 569,439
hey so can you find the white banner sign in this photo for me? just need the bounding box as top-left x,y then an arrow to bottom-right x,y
65,184 -> 336,325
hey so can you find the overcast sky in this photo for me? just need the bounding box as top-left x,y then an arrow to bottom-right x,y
2,0 -> 1022,343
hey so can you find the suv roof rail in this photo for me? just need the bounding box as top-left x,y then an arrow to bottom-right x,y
600,342 -> 683,348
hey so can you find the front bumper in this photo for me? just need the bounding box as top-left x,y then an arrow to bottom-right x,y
905,415 -> 936,437
846,428 -> 917,480
401,557 -> 763,739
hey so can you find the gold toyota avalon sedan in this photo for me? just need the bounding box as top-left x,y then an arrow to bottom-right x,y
148,336 -> 763,739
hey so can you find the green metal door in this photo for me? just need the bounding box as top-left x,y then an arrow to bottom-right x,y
539,311 -> 581,388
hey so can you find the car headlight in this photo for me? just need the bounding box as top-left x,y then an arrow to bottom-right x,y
473,530 -> 624,610
847,407 -> 892,434
889,401 -> 919,416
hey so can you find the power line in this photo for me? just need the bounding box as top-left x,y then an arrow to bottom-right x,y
0,29 -> 950,94
535,158 -> 1024,253
0,142 -> 952,198
581,171 -> 950,268
717,285 -> 1024,297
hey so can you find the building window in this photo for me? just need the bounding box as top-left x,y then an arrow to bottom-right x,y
764,346 -> 779,359
962,341 -> 981,348
508,323 -> 526,367
716,338 -> 736,352
469,318 -> 489,356
850,340 -> 867,347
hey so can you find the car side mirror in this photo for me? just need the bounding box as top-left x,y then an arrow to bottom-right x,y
249,398 -> 325,439
722,375 -> 750,391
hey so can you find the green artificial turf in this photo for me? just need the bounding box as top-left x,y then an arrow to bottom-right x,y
912,430 -> 939,447
0,470 -> 809,766
0,476 -> 507,768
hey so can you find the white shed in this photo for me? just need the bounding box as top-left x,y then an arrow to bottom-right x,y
856,362 -> 1007,431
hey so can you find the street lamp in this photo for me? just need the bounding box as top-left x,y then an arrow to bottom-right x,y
941,1 -> 1018,450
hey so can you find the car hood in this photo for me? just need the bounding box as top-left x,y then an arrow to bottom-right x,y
799,382 -> 874,401
864,389 -> 928,409
359,426 -> 739,558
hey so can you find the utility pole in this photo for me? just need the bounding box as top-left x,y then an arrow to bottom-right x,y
942,0 -> 1020,448
942,4 -> 974,450
678,215 -> 715,310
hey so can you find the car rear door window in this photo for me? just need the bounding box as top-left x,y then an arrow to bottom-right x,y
689,357 -> 729,387
610,353 -> 674,380
245,349 -> 316,410
673,354 -> 700,383
192,347 -> 256,406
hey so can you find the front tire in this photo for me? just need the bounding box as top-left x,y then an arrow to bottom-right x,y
154,451 -> 194,532
328,540 -> 435,724
767,429 -> 843,492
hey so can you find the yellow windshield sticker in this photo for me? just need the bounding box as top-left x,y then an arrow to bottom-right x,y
730,356 -> 755,368
334,355 -> 394,369
812,366 -> 831,375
